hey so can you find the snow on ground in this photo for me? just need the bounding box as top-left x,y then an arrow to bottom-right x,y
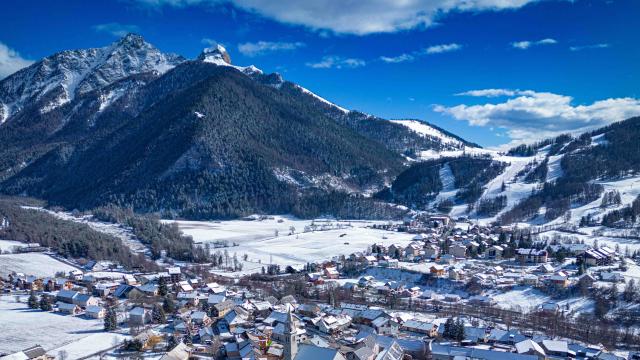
0,253 -> 76,277
0,239 -> 26,253
535,230 -> 640,254
546,155 -> 563,182
0,295 -> 105,353
390,120 -> 463,146
168,217 -> 410,276
47,332 -> 130,359
491,286 -> 549,312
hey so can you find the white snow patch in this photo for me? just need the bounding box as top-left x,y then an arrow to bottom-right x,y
295,84 -> 349,113
0,253 -> 77,277
390,120 -> 462,147
0,295 -> 107,354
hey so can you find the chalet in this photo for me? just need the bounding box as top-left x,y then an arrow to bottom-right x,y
129,307 -> 150,325
56,301 -> 81,315
404,242 -> 423,259
324,267 -> 340,279
56,290 -> 78,304
515,340 -> 546,360
73,294 -> 99,308
541,340 -> 569,358
423,244 -> 440,260
402,320 -> 438,337
537,263 -> 554,273
430,265 -> 445,277
191,311 -> 212,326
86,305 -> 106,319
177,292 -> 199,306
548,274 -> 569,288
448,244 -> 467,258
212,299 -> 235,318
579,246 -> 615,267
371,316 -> 399,336
578,273 -> 596,288
137,283 -> 159,296
516,249 -> 548,264
485,245 -> 504,260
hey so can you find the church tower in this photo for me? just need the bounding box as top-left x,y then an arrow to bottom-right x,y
283,309 -> 298,360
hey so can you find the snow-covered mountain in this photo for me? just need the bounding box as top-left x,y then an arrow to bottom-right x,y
0,33 -> 184,122
390,119 -> 472,150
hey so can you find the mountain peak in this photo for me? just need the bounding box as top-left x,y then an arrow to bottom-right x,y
198,44 -> 232,65
116,33 -> 147,48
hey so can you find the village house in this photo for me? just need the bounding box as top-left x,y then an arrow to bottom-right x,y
579,247 -> 615,267
56,289 -> 78,304
324,267 -> 340,279
485,245 -> 504,260
423,244 -> 440,260
73,293 -> 99,308
56,301 -> 81,315
430,265 -> 446,277
85,305 -> 106,319
516,249 -> 548,264
129,307 -> 151,325
448,244 -> 467,258
402,320 -> 438,337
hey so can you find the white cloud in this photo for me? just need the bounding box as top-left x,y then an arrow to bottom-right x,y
425,43 -> 462,54
92,23 -> 141,37
0,42 -> 33,79
133,0 -> 542,35
237,41 -> 305,57
306,55 -> 365,69
380,53 -> 415,63
511,38 -> 557,49
455,89 -> 536,97
570,43 -> 609,51
435,89 -> 640,144
380,43 -> 462,64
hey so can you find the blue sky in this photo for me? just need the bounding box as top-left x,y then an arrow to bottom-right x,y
1,0 -> 638,148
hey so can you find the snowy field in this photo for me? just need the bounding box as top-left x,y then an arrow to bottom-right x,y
167,217 -> 410,275
0,239 -> 26,253
0,295 -> 105,354
0,253 -> 77,277
46,332 -> 130,359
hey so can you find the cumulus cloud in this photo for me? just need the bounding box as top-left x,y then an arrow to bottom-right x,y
0,42 -> 34,79
425,43 -> 462,54
380,43 -> 462,64
435,89 -> 640,144
306,55 -> 365,69
570,43 -> 609,51
511,38 -> 557,49
132,0 -> 541,35
237,41 -> 305,57
92,22 -> 141,37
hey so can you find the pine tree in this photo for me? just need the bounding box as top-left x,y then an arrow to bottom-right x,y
454,318 -> 465,341
28,291 -> 39,309
158,276 -> 168,296
152,304 -> 166,324
39,295 -> 52,311
104,306 -> 118,331
443,318 -> 455,339
162,296 -> 175,314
